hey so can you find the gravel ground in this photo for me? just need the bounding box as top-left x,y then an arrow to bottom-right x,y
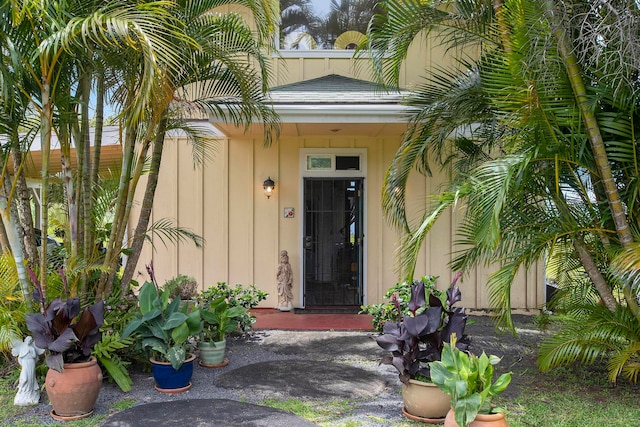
7,315 -> 544,426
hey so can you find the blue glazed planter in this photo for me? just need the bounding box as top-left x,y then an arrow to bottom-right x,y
150,353 -> 195,393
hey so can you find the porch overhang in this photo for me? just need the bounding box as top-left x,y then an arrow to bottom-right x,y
209,74 -> 412,138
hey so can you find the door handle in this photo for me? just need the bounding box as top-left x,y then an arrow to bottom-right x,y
304,236 -> 312,250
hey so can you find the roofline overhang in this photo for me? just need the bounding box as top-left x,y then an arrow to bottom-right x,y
209,103 -> 411,124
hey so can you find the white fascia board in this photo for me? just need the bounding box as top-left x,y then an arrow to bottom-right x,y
208,104 -> 410,124
274,104 -> 410,123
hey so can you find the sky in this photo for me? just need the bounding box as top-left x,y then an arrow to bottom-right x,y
310,0 -> 332,17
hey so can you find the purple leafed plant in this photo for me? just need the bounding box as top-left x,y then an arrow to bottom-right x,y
375,272 -> 468,383
25,268 -> 104,372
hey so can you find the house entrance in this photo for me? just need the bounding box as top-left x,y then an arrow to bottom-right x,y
303,178 -> 363,307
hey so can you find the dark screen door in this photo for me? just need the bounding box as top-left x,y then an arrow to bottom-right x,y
303,178 -> 363,306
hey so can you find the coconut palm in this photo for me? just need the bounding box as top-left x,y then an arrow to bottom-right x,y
366,0 -> 640,381
97,0 -> 280,298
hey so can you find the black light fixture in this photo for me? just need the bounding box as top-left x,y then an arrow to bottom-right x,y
263,177 -> 275,198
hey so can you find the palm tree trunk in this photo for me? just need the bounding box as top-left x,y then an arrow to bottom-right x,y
87,72 -> 105,269
544,0 -> 639,317
573,237 -> 617,311
39,83 -> 53,302
10,140 -> 39,266
0,192 -> 31,310
79,72 -> 93,263
120,117 -> 167,292
60,129 -> 78,261
0,213 -> 10,254
95,126 -> 136,300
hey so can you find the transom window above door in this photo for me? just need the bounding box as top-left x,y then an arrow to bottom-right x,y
301,148 -> 366,178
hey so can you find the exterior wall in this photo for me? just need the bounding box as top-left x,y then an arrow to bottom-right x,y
136,129 -> 544,311
130,14 -> 544,311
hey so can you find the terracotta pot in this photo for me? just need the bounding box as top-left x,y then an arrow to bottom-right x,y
444,407 -> 509,427
401,379 -> 450,420
46,356 -> 102,420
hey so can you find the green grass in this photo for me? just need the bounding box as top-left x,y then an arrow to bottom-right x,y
497,364 -> 640,427
0,367 -> 30,420
258,398 -> 356,426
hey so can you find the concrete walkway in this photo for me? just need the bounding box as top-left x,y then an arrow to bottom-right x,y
100,398 -> 316,426
99,330 -> 393,427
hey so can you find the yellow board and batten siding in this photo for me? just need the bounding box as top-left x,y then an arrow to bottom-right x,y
132,7 -> 544,311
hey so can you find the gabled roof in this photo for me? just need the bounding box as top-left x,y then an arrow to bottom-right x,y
268,74 -> 406,105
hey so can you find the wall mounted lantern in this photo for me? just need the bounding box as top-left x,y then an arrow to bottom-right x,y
263,177 -> 275,198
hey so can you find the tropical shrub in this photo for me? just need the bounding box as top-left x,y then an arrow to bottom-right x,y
123,279 -> 202,370
164,275 -> 198,300
430,334 -> 512,427
0,254 -> 28,360
375,274 -> 468,383
197,282 -> 268,332
25,269 -> 104,372
361,275 -> 438,332
94,284 -> 137,392
538,303 -> 640,383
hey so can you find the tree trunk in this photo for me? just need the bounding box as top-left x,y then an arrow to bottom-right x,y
95,126 -> 136,300
0,212 -> 11,254
10,140 -> 39,267
120,118 -> 167,292
544,0 -> 639,317
39,83 -> 53,302
0,190 -> 31,310
573,237 -> 617,312
79,72 -> 94,264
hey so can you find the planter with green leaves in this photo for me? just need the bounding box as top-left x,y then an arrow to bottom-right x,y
122,280 -> 202,393
429,335 -> 512,427
25,270 -> 104,420
198,296 -> 246,367
375,274 -> 468,421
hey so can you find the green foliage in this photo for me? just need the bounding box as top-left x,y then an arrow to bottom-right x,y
200,296 -> 247,342
95,282 -> 139,390
123,281 -> 203,370
93,333 -> 133,392
197,282 -> 268,332
360,275 -> 437,331
0,254 -> 28,359
163,275 -> 198,300
538,303 -> 640,383
0,364 -> 28,419
430,335 -> 512,427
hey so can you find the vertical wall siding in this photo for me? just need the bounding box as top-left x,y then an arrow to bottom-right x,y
131,46 -> 544,311
138,132 -> 543,311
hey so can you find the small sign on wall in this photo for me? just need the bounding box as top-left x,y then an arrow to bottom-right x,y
284,207 -> 295,218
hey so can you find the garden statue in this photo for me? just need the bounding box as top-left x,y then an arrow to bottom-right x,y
277,250 -> 294,311
12,336 -> 44,406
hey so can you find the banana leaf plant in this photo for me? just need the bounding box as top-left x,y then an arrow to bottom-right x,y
200,296 -> 247,342
25,268 -> 104,372
375,272 -> 468,383
122,276 -> 202,371
430,334 -> 512,426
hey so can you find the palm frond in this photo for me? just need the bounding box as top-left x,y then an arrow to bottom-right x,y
145,217 -> 205,250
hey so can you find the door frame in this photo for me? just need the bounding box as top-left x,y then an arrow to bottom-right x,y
298,148 -> 367,308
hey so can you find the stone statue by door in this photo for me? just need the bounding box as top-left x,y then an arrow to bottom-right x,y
277,250 -> 294,311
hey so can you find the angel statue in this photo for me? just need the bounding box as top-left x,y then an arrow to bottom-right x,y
12,336 -> 44,406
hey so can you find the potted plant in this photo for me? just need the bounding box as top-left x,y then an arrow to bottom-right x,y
25,269 -> 104,420
429,334 -> 512,427
198,296 -> 247,367
122,265 -> 202,393
375,273 -> 468,421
